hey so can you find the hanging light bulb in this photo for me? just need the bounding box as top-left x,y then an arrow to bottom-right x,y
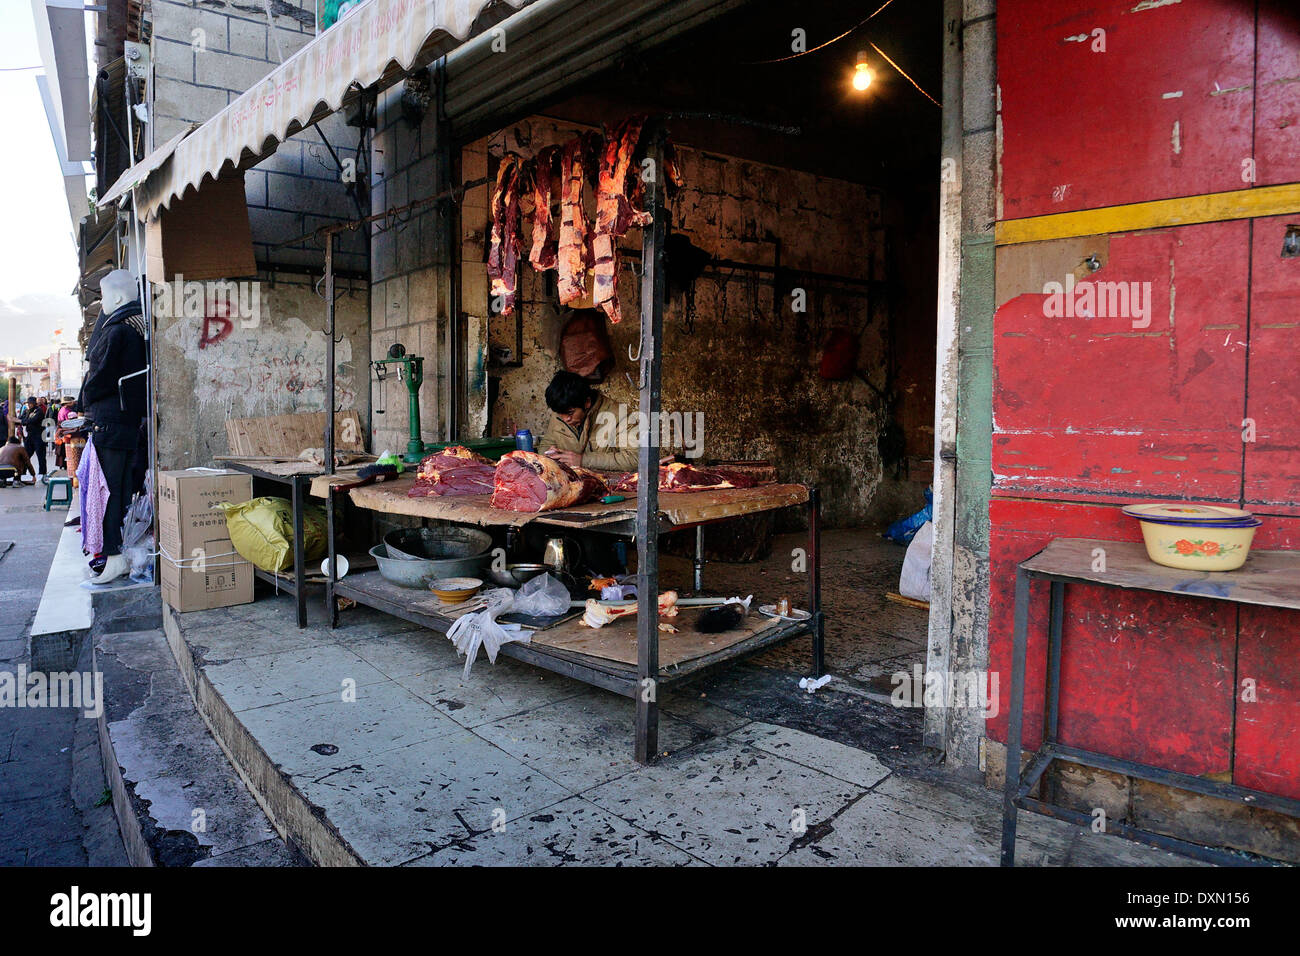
852,52 -> 873,91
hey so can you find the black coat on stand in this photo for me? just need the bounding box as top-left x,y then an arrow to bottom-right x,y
79,301 -> 148,450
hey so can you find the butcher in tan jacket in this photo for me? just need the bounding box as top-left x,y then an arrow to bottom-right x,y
539,370 -> 638,472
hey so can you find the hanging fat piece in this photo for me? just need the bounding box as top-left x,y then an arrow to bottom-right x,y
557,138 -> 592,305
528,145 -> 562,272
487,153 -> 527,316
593,115 -> 655,324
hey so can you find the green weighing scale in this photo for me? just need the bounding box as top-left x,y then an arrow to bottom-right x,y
371,343 -> 427,464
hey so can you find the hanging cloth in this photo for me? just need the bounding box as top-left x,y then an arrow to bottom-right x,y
77,434 -> 111,556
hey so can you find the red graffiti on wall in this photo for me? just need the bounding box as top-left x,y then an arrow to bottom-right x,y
199,302 -> 234,349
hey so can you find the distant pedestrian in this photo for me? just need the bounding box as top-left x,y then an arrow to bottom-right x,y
0,436 -> 35,486
20,398 -> 48,478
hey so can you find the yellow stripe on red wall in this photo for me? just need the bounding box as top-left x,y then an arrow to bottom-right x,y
995,183 -> 1300,246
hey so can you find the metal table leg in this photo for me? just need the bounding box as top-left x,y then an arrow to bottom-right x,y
634,123 -> 667,766
327,484 -> 338,628
808,486 -> 824,676
693,524 -> 704,592
292,476 -> 307,628
1001,566 -> 1031,866
1043,580 -> 1064,806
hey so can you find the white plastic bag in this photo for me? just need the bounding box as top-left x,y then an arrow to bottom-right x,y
899,520 -> 934,602
510,572 -> 570,618
446,588 -> 530,678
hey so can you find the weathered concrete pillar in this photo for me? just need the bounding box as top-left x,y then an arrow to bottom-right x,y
925,0 -> 997,776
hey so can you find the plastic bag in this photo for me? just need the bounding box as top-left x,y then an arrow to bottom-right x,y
217,497 -> 328,572
446,588 -> 530,678
510,572 -> 570,618
885,486 -> 933,545
899,520 -> 934,602
121,471 -> 155,583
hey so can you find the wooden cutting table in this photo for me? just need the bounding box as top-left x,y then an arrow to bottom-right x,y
322,477 -> 825,751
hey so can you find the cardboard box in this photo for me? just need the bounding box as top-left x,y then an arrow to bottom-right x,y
161,540 -> 255,613
157,469 -> 254,612
145,172 -> 256,283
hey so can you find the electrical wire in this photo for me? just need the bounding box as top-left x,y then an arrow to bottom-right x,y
743,0 -> 942,107
0,65 -> 42,71
869,42 -> 942,107
745,0 -> 895,64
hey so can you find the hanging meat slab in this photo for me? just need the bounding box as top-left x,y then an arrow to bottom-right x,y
528,145 -> 561,272
408,446 -> 497,497
557,138 -> 592,304
487,153 -> 526,315
592,115 -> 653,324
491,451 -> 608,512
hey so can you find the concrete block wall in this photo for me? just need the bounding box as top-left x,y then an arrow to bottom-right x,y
149,0 -> 366,274
366,79 -> 452,457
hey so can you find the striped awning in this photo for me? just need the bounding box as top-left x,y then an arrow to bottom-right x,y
100,0 -> 531,218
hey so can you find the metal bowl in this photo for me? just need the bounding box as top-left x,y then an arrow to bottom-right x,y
487,562 -> 549,588
369,539 -> 492,587
384,525 -> 492,561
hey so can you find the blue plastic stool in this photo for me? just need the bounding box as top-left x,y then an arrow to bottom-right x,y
44,476 -> 73,511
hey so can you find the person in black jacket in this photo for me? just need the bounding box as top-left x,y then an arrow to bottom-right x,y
79,270 -> 149,583
20,397 -> 50,479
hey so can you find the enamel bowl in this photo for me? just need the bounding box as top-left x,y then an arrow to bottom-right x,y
1137,517 -> 1260,572
428,577 -> 484,604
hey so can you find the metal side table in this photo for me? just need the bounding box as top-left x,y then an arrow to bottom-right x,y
1002,537 -> 1300,866
224,461 -> 320,628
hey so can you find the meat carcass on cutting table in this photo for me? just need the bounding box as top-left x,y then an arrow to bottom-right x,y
610,462 -> 763,494
408,446 -> 498,497
490,451 -> 609,512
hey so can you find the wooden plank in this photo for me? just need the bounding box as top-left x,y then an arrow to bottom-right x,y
344,477 -> 809,529
886,591 -> 930,610
1021,538 -> 1300,611
531,607 -> 784,669
997,0 -> 1257,222
225,411 -> 366,458
992,224 -> 1247,501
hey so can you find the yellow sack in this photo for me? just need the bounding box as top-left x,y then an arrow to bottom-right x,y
217,497 -> 328,573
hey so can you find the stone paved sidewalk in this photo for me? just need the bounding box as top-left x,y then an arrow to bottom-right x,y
0,479 -> 125,866
175,592 -> 1203,867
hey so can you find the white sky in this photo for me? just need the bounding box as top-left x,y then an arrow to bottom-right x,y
0,0 -> 88,362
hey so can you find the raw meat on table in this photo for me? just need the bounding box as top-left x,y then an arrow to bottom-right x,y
490,451 -> 608,512
408,446 -> 497,497
610,462 -> 762,494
